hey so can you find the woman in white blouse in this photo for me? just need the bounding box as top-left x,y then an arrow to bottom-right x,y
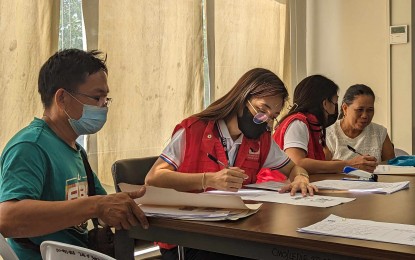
272,76 -> 378,175
325,84 -> 395,165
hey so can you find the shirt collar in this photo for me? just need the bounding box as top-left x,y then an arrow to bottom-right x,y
217,120 -> 243,144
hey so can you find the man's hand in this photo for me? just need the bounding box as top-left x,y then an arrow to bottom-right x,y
96,186 -> 149,230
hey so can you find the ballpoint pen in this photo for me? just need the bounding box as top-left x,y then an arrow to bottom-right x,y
347,145 -> 364,156
207,153 -> 249,181
207,153 -> 229,168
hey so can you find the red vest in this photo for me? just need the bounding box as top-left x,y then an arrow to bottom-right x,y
273,113 -> 325,160
158,117 -> 274,249
173,117 -> 272,184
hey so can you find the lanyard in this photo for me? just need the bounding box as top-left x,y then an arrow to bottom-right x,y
216,123 -> 230,164
220,136 -> 230,163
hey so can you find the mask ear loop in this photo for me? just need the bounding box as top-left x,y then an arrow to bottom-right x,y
63,90 -> 84,120
63,108 -> 74,120
58,89 -> 73,120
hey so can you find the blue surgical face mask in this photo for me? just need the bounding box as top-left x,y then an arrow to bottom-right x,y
65,93 -> 108,135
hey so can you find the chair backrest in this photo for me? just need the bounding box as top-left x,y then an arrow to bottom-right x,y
40,240 -> 115,260
111,156 -> 158,192
394,148 -> 410,156
0,233 -> 18,260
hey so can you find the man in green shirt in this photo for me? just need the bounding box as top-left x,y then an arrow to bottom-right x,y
0,49 -> 149,259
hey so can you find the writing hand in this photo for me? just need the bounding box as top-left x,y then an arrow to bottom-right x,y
206,167 -> 248,192
347,155 -> 378,172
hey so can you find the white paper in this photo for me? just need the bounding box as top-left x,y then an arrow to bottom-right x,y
207,189 -> 355,208
311,180 -> 410,194
244,181 -> 287,191
374,165 -> 415,175
298,214 -> 415,246
206,189 -> 272,196
139,205 -> 230,219
118,183 -> 262,220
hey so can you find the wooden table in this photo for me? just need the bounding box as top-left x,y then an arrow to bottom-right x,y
114,174 -> 415,260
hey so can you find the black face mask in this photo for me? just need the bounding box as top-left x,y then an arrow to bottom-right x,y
326,104 -> 339,127
237,106 -> 268,139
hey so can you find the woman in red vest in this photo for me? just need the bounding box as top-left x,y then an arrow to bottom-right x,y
146,68 -> 316,260
272,75 -> 378,174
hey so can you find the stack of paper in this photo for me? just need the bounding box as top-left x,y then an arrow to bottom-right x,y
207,189 -> 355,208
244,181 -> 287,191
298,214 -> 415,246
118,183 -> 262,221
311,180 -> 410,194
375,165 -> 415,175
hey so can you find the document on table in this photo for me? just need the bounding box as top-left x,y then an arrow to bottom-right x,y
207,189 -> 355,208
311,180 -> 410,194
244,181 -> 287,191
298,214 -> 415,246
374,165 -> 415,175
118,183 -> 262,221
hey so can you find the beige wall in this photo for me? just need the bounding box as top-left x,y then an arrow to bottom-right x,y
293,0 -> 413,153
307,0 -> 389,127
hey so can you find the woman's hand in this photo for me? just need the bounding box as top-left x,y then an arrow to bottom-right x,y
205,167 -> 248,192
279,175 -> 318,196
346,155 -> 378,172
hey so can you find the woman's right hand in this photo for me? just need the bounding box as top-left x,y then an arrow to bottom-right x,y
346,155 -> 378,172
205,167 -> 248,192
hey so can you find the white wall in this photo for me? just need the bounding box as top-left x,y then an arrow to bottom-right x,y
390,0 -> 414,154
293,0 -> 414,153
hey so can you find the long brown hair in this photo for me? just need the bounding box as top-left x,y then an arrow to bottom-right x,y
194,68 -> 288,121
279,75 -> 339,127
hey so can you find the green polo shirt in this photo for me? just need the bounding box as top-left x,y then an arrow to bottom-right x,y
0,118 -> 107,260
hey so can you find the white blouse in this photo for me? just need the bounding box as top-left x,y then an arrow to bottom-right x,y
326,120 -> 387,161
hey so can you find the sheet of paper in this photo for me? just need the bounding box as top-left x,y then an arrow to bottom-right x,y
374,165 -> 415,175
298,214 -> 415,246
311,180 -> 410,194
207,189 -> 272,196
118,183 -> 262,221
139,205 -> 256,221
140,205 -> 230,218
244,181 -> 287,191
119,183 -> 261,210
207,189 -> 355,208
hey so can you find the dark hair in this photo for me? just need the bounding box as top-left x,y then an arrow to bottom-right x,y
38,49 -> 108,108
339,84 -> 375,118
194,68 -> 288,121
279,75 -> 339,127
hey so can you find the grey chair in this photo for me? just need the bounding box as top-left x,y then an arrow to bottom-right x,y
394,148 -> 410,157
111,156 -> 160,260
112,156 -> 158,191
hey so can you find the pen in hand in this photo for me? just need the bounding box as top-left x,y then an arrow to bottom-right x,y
207,153 -> 249,183
207,153 -> 229,168
347,145 -> 364,156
